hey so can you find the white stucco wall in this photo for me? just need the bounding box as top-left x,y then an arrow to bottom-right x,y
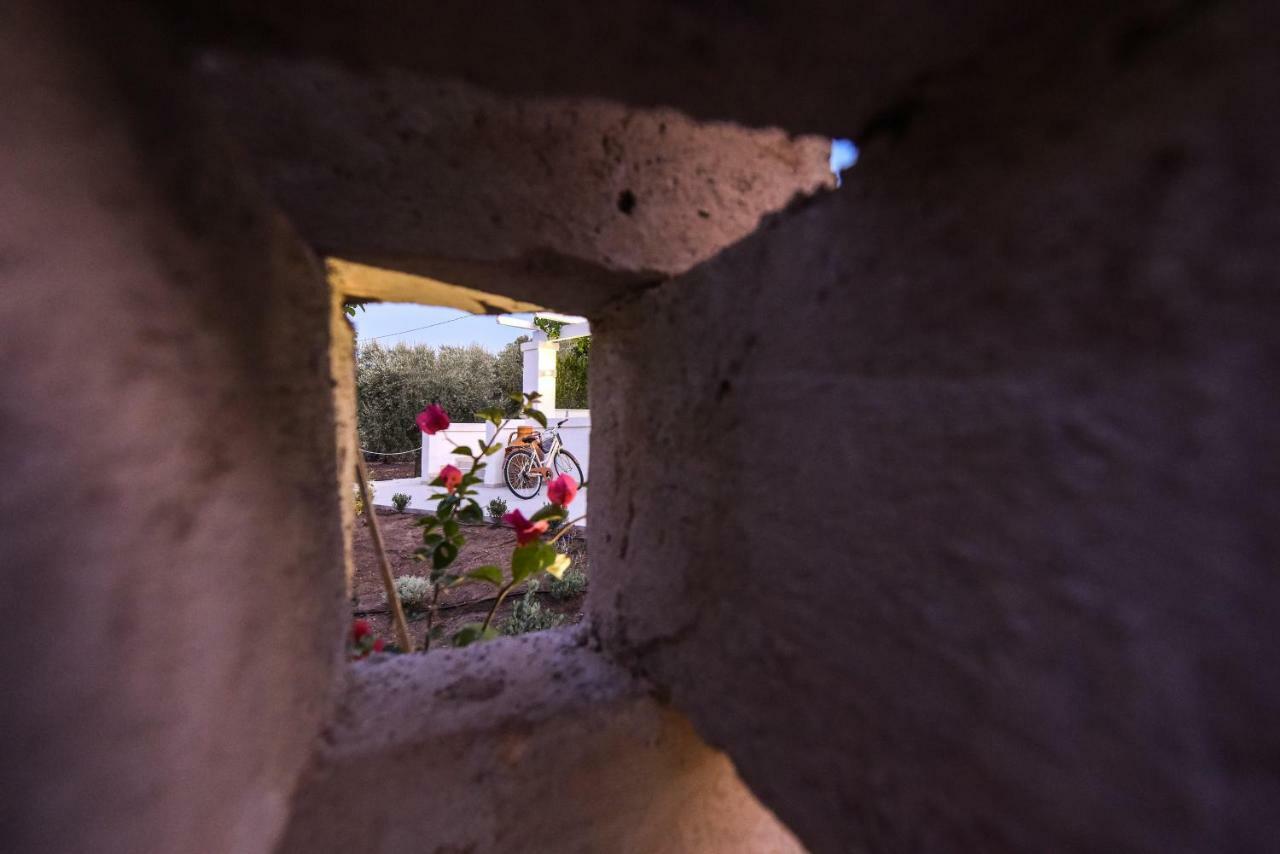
419,423 -> 487,481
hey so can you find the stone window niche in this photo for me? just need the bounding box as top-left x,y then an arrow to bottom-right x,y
334,284 -> 595,655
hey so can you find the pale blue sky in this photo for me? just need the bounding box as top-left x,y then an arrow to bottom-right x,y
352,303 -> 531,351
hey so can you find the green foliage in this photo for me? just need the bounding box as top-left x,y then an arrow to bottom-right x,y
356,338 -> 528,454
353,480 -> 376,517
391,492 -> 411,512
555,336 -> 590,410
487,497 -> 508,522
404,390 -> 573,653
394,575 -> 431,613
532,317 -> 564,339
453,623 -> 500,647
500,583 -> 565,636
547,567 -> 587,601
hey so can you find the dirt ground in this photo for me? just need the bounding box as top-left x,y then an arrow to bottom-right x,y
351,509 -> 588,650
366,459 -> 417,481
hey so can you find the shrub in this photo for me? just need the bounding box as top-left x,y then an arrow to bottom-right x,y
487,497 -> 508,523
394,575 -> 432,613
547,567 -> 587,601
500,583 -> 564,636
391,492 -> 411,513
556,336 -> 590,409
356,337 -> 529,455
353,480 -> 377,518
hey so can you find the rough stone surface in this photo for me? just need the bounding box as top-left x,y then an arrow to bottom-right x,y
278,629 -> 803,854
198,52 -> 833,314
168,0 -> 1115,136
6,1 -> 1280,853
589,3 -> 1280,851
0,5 -> 347,853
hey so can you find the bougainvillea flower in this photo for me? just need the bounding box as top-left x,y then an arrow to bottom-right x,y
351,619 -> 371,642
546,553 -> 571,580
415,404 -> 450,435
439,464 -> 463,493
502,509 -> 549,545
372,638 -> 386,653
546,474 -> 578,507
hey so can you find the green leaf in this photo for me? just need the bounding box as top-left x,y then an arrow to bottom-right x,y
422,532 -> 444,548
452,623 -> 499,647
443,519 -> 459,538
483,443 -> 503,456
458,502 -> 483,524
529,504 -> 567,524
508,392 -> 525,405
526,409 -> 548,428
476,406 -> 505,425
465,565 -> 504,587
416,516 -> 440,532
433,540 -> 458,570
452,444 -> 473,456
512,542 -> 556,583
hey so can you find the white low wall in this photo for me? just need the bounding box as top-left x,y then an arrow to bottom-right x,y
422,417 -> 591,488
420,422 -> 487,482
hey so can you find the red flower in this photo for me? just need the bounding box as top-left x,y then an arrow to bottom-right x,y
439,464 -> 463,493
372,638 -> 386,653
503,509 -> 549,545
546,474 -> 578,507
415,404 -> 450,435
351,619 -> 371,643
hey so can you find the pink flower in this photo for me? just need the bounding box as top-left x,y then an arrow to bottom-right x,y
415,404 -> 450,435
502,509 -> 549,545
546,474 -> 578,507
351,619 -> 371,643
439,464 -> 463,493
372,638 -> 386,653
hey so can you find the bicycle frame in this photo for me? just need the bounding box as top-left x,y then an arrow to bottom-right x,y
531,430 -> 562,470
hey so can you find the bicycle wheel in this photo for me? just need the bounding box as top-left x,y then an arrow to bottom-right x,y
504,448 -> 542,499
551,450 -> 585,486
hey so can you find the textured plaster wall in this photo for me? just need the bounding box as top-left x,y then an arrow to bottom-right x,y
199,53 -> 833,315
589,3 -> 1280,852
278,630 -> 802,854
8,1 -> 1280,852
0,5 -> 347,853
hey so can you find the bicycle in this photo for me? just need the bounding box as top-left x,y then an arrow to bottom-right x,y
503,419 -> 585,499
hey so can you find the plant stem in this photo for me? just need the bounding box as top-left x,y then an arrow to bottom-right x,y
423,582 -> 441,651
356,456 -> 413,653
548,515 -> 586,544
481,581 -> 516,633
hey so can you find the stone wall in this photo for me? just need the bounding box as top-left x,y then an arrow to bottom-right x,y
3,1 -> 1278,853
589,3 -> 1280,850
0,5 -> 346,852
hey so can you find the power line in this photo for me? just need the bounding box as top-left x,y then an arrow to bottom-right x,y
364,313 -> 471,342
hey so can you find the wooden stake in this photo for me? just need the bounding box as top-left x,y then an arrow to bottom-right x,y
355,455 -> 413,652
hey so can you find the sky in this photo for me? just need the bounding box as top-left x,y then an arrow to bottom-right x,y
352,303 -> 532,351
353,140 -> 859,349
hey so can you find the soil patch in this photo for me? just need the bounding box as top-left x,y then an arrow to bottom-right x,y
351,509 -> 588,649
366,459 -> 417,481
